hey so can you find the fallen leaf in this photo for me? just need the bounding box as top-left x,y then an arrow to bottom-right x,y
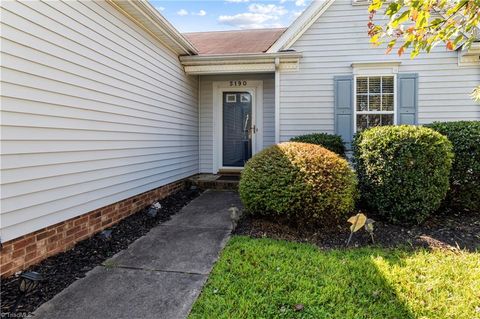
294,304 -> 304,312
347,213 -> 367,232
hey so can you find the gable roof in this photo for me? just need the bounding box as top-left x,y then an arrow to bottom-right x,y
183,28 -> 287,55
267,0 -> 335,53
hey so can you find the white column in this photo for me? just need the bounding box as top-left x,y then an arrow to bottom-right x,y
274,57 -> 280,144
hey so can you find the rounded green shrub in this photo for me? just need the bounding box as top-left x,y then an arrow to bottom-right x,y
353,125 -> 453,225
425,121 -> 480,212
290,133 -> 346,157
239,142 -> 357,225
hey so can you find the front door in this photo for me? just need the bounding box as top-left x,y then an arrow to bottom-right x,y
222,92 -> 253,167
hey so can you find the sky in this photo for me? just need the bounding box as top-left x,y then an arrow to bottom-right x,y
148,0 -> 314,33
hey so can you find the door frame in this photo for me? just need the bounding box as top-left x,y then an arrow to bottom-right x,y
213,80 -> 263,174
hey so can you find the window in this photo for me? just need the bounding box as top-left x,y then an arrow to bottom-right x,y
226,94 -> 237,103
355,76 -> 395,132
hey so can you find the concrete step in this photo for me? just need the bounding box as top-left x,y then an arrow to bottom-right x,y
188,174 -> 239,191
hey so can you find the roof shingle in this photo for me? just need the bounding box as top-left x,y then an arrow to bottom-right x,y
183,28 -> 287,55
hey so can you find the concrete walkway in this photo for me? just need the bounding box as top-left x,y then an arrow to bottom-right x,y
33,190 -> 242,319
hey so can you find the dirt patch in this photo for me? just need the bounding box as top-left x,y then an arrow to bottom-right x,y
234,210 -> 480,251
0,188 -> 201,316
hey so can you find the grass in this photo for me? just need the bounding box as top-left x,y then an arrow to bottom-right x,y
189,236 -> 480,319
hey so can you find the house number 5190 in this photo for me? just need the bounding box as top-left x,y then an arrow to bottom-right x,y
230,80 -> 247,87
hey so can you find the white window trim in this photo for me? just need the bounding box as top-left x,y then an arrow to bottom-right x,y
353,73 -> 398,133
351,0 -> 371,6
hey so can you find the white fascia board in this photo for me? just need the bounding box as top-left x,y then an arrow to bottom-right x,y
108,0 -> 197,55
180,52 -> 302,75
180,52 -> 303,63
185,64 -> 276,75
267,0 -> 335,53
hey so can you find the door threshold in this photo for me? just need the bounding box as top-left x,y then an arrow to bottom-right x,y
218,168 -> 243,174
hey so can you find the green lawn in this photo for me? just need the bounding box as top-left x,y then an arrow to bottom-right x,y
190,236 -> 480,319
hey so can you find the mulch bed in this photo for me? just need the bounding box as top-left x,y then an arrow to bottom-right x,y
0,188 -> 201,316
234,209 -> 480,252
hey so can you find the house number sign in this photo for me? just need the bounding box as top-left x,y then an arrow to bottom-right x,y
230,80 -> 247,87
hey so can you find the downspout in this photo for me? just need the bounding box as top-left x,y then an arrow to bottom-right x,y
274,57 -> 280,144
197,75 -> 201,174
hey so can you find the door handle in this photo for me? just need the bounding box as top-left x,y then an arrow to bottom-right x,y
243,114 -> 249,131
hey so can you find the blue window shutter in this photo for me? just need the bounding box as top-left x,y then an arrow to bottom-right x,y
397,73 -> 418,125
334,75 -> 354,148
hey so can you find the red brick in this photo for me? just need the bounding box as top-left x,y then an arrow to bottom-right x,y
13,237 -> 34,250
66,226 -> 80,237
25,251 -> 37,263
74,216 -> 88,227
75,229 -> 88,240
12,248 -> 25,259
56,225 -> 66,233
89,211 -> 101,220
1,253 -> 11,264
1,179 -> 186,278
101,219 -> 112,227
89,220 -> 101,229
1,262 -> 14,274
36,230 -> 55,241
1,243 -> 14,253
48,234 -> 63,244
25,244 -> 37,254
63,235 -> 75,245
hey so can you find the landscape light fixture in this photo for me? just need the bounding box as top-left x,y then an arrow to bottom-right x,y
11,271 -> 43,313
146,202 -> 161,218
18,271 -> 43,293
100,229 -> 112,240
146,206 -> 158,218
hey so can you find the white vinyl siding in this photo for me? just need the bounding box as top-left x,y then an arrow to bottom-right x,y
0,1 -> 199,241
199,74 -> 275,173
279,0 -> 480,141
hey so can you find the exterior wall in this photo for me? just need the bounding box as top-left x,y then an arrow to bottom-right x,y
0,1 -> 199,242
199,74 -> 275,173
0,180 -> 186,278
279,0 -> 480,141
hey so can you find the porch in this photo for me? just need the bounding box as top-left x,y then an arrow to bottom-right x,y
197,73 -> 277,174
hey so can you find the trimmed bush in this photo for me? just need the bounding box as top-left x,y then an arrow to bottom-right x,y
353,125 -> 453,225
425,121 -> 480,212
290,133 -> 346,157
239,142 -> 357,225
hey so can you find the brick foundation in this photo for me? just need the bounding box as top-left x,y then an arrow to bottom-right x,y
0,180 -> 187,278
